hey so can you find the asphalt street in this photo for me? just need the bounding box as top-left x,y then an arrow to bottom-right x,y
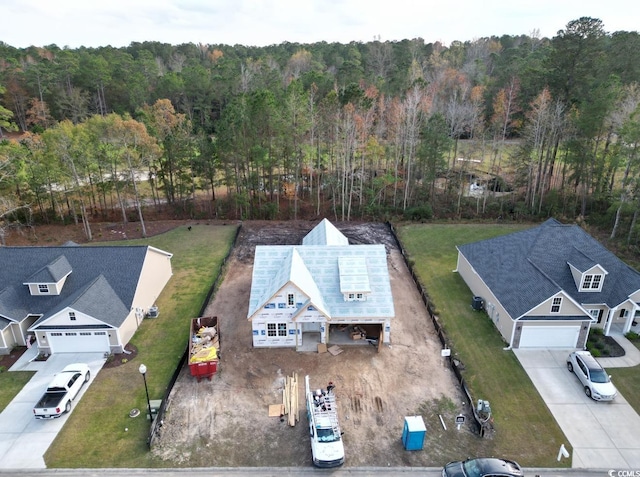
0,468 -> 620,477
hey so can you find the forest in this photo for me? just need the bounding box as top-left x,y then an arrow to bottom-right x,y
1,16 -> 640,246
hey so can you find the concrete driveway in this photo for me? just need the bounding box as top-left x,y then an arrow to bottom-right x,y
0,350 -> 105,469
514,345 -> 640,470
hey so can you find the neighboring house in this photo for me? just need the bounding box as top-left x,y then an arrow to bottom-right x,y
456,218 -> 640,349
0,244 -> 173,355
247,219 -> 395,350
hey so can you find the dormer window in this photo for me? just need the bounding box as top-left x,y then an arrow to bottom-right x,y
69,312 -> 76,321
551,297 -> 562,313
38,284 -> 49,294
345,292 -> 366,302
581,274 -> 603,291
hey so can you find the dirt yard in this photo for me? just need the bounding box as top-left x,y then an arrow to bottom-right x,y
150,221 -> 494,467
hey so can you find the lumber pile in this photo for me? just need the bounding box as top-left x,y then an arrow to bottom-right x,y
282,372 -> 299,426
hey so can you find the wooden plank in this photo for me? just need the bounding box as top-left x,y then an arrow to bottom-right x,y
268,404 -> 284,417
295,372 -> 300,423
317,343 -> 327,353
327,345 -> 343,356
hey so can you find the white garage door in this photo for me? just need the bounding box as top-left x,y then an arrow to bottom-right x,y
48,331 -> 110,353
519,325 -> 580,348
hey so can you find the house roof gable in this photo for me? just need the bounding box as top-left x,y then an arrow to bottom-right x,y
24,255 -> 73,284
249,243 -> 394,320
302,218 -> 349,246
0,245 -> 152,327
457,218 -> 640,318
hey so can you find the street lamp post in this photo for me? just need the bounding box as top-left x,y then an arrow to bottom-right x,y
138,363 -> 152,421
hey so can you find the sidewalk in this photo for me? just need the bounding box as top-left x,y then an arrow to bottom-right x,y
8,346 -> 42,372
597,330 -> 640,368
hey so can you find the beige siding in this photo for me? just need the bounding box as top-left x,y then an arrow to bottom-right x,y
131,247 -> 173,317
34,331 -> 51,355
116,312 -> 138,352
44,308 -> 108,327
528,293 -> 585,316
1,327 -> 14,355
457,252 -> 515,345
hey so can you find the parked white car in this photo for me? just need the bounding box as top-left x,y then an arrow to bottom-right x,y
567,351 -> 617,401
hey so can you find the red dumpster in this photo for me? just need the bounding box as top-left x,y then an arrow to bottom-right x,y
189,316 -> 219,381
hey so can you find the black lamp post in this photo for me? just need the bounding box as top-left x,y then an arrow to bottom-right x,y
138,363 -> 152,421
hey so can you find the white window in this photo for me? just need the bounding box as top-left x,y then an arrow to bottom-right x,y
69,312 -> 76,321
356,293 -> 364,300
551,297 -> 562,313
588,309 -> 600,321
267,323 -> 287,337
582,274 -> 603,291
38,284 -> 49,293
347,293 -> 355,300
287,294 -> 295,307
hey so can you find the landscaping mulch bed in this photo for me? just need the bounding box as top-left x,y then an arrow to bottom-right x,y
103,343 -> 138,369
0,347 -> 28,371
587,333 -> 626,357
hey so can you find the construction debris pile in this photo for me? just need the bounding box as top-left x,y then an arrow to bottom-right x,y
190,324 -> 219,363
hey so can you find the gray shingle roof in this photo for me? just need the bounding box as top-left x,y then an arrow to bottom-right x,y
457,219 -> 640,318
24,255 -> 72,284
0,245 -> 151,327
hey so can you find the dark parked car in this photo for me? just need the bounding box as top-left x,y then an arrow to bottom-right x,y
442,457 -> 524,477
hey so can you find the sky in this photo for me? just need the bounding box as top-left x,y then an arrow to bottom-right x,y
1,0 -> 639,49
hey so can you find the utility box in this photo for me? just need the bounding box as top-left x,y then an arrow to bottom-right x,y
402,415 -> 426,451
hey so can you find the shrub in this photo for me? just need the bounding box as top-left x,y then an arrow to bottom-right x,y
404,204 -> 433,221
625,331 -> 640,341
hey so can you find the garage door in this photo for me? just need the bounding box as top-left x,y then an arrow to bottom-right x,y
519,326 -> 580,348
48,331 -> 110,353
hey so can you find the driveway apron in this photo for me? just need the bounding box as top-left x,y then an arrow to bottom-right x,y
514,347 -> 640,469
0,352 -> 105,469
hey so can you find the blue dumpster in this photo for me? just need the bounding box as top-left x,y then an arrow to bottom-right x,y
402,415 -> 426,451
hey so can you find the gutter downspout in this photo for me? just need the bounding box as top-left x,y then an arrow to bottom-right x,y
503,319 -> 516,350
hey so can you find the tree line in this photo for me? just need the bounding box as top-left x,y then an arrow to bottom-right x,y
1,17 -> 640,246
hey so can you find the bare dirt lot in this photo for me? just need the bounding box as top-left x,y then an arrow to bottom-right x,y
150,221 -> 494,467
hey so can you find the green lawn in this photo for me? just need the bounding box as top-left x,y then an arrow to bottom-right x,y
44,223 -> 238,468
0,371 -> 34,410
609,338 -> 640,415
397,222 -> 570,467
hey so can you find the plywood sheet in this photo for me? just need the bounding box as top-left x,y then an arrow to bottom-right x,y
327,345 -> 343,356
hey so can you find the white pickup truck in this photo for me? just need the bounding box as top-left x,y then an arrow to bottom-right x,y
33,363 -> 91,419
305,375 -> 345,468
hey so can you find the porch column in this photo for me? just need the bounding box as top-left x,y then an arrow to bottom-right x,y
624,303 -> 639,334
604,306 -> 617,336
